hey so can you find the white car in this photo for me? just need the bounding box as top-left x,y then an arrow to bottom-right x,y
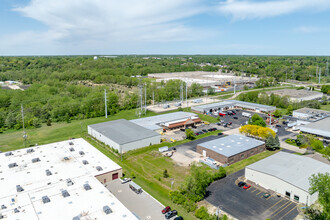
121,178 -> 131,184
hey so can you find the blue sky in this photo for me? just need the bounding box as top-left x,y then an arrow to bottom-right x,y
1,0 -> 330,55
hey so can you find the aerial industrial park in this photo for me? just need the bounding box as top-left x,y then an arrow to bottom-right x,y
1,1 -> 330,220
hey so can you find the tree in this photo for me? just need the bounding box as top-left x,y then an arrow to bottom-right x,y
286,105 -> 293,115
186,129 -> 196,140
266,135 -> 280,150
46,118 -> 52,126
309,173 -> 330,219
248,114 -> 266,127
163,169 -> 169,178
243,85 -> 249,90
273,109 -> 282,118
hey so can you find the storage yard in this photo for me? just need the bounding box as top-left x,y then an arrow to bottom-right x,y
266,89 -> 324,102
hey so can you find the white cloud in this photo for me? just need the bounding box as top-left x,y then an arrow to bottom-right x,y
294,26 -> 329,33
217,0 -> 330,20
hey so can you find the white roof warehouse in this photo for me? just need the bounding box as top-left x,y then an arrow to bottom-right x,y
0,138 -> 138,220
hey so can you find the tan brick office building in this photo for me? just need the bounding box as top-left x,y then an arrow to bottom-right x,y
196,134 -> 265,165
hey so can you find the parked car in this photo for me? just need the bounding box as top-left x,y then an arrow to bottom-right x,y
208,128 -> 217,131
276,124 -> 281,128
243,184 -> 251,189
192,125 -> 197,129
180,128 -> 186,132
165,210 -> 177,219
238,181 -> 246,187
202,129 -> 208,133
217,132 -> 223,136
195,131 -> 203,136
216,122 -> 221,126
121,178 -> 131,184
263,193 -> 271,198
228,122 -> 232,125
162,206 -> 171,214
204,121 -> 210,125
233,116 -> 238,119
223,124 -> 228,128
174,217 -> 183,220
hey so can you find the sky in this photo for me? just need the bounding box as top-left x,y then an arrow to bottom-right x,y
0,0 -> 330,56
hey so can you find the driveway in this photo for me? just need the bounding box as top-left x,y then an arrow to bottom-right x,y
107,179 -> 165,220
205,170 -> 299,220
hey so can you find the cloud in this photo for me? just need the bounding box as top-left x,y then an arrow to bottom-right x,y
294,26 -> 330,33
217,0 -> 330,20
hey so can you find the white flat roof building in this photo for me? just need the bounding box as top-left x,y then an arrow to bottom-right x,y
0,138 -> 137,220
245,152 -> 330,205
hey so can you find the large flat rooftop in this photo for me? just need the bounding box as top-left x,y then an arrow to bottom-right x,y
198,134 -> 265,157
300,117 -> 330,138
88,119 -> 160,144
130,112 -> 198,130
246,152 -> 330,192
0,138 -> 137,220
266,89 -> 323,99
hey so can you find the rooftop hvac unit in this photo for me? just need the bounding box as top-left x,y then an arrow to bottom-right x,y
0,213 -> 3,219
26,149 -> 35,153
79,151 -> 85,155
8,163 -> 18,168
1,205 -> 6,209
69,147 -> 75,152
82,160 -> 88,165
14,208 -> 20,213
61,190 -> 70,198
96,166 -> 103,171
5,152 -> 13,156
45,169 -> 52,176
103,205 -> 112,214
69,142 -> 74,145
16,185 -> 24,192
64,157 -> 70,161
83,184 -> 92,191
42,196 -> 50,204
32,158 -> 40,163
66,179 -> 74,186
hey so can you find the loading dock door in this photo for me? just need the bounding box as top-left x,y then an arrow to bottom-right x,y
203,150 -> 207,157
112,173 -> 119,180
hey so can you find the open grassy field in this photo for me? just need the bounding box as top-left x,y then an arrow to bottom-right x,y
320,103 -> 330,111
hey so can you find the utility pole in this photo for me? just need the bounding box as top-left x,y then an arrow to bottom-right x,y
319,67 -> 322,84
234,77 -> 236,95
21,105 -> 27,148
326,59 -> 329,77
144,83 -> 147,113
186,83 -> 188,108
104,89 -> 107,118
316,66 -> 318,82
152,91 -> 155,105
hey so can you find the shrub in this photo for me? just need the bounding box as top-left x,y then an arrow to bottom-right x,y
213,167 -> 226,181
163,169 -> 169,178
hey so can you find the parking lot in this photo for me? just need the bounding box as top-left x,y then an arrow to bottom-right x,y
107,179 -> 165,220
205,169 -> 299,220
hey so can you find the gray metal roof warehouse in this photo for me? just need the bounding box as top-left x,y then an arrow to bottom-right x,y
88,119 -> 160,144
300,117 -> 330,138
191,100 -> 276,113
246,152 -> 330,192
198,134 -> 265,157
130,112 -> 197,130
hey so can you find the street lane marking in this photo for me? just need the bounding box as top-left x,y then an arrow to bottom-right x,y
270,201 -> 291,217
279,205 -> 297,220
273,202 -> 294,218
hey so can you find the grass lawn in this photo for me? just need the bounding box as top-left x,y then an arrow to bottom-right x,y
320,103 -> 330,111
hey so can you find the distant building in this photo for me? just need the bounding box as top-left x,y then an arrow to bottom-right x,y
0,138 -> 138,220
88,119 -> 160,153
300,117 -> 330,139
266,89 -> 323,102
196,134 -> 265,165
245,152 -> 330,205
93,56 -> 98,60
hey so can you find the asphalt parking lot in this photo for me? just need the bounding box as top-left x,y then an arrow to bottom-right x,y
107,179 -> 165,220
205,169 -> 299,220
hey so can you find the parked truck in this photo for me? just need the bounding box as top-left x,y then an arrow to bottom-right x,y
242,112 -> 252,118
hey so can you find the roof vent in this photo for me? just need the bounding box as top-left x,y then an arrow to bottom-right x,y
14,208 -> 20,213
66,179 -> 74,186
62,190 -> 70,198
82,160 -> 88,165
1,205 -> 6,209
83,184 -> 92,191
26,149 -> 35,153
69,142 -> 74,145
103,205 -> 112,214
8,163 -> 18,168
218,148 -> 223,151
5,152 -> 13,156
16,185 -> 24,192
226,145 -> 231,148
79,151 -> 85,155
32,158 -> 41,163
45,169 -> 52,176
42,196 -> 50,204
212,146 -> 216,149
0,213 -> 3,219
96,166 -> 103,171
69,148 -> 75,152
64,157 -> 70,161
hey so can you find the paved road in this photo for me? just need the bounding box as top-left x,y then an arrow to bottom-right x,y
205,170 -> 299,220
107,179 -> 165,220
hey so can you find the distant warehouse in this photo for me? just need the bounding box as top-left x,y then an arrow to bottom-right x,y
191,100 -> 276,114
300,117 -> 330,139
88,119 -> 160,153
245,152 -> 330,205
196,134 -> 265,165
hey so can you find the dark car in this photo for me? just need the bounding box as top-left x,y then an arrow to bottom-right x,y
192,125 -> 197,129
165,210 -> 177,219
233,116 -> 238,119
208,128 -> 217,131
263,193 -> 271,198
202,129 -> 208,133
180,128 -> 186,132
223,123 -> 228,127
216,122 -> 221,126
238,181 -> 246,187
276,124 -> 281,128
218,132 -> 223,136
174,217 -> 183,220
162,206 -> 171,214
228,122 -> 232,125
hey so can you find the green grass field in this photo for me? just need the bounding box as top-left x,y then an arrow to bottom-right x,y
320,103 -> 330,111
